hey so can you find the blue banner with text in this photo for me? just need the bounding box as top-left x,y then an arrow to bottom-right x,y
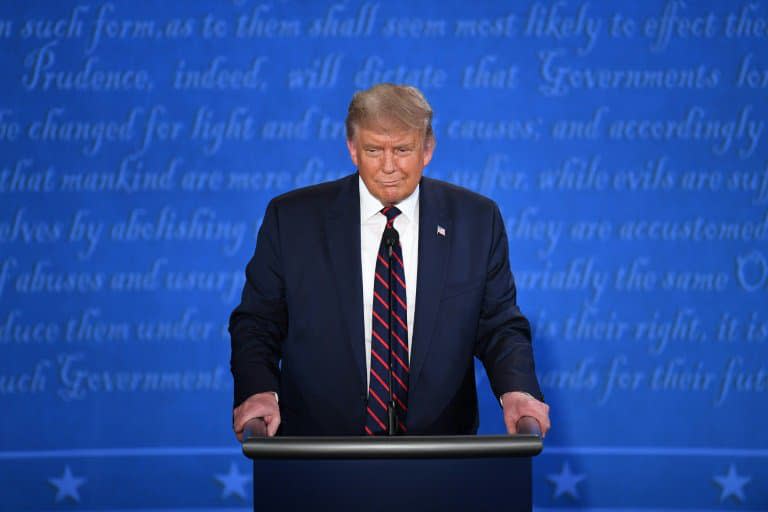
1,1 -> 766,510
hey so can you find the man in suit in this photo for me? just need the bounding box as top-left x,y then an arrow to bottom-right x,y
230,83 -> 550,437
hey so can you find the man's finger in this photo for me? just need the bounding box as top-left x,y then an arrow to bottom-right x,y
233,412 -> 252,434
234,403 -> 270,431
505,413 -> 521,435
265,416 -> 281,437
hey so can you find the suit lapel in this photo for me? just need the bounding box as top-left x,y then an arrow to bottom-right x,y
410,178 -> 451,401
325,174 -> 367,394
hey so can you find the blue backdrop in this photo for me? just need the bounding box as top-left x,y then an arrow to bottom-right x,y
1,0 -> 767,510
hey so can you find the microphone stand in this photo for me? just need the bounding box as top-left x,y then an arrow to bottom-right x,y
383,227 -> 398,436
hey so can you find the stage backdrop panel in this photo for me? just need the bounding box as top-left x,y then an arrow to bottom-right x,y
1,0 -> 766,510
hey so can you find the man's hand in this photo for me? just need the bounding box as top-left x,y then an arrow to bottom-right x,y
233,391 -> 280,441
501,391 -> 551,438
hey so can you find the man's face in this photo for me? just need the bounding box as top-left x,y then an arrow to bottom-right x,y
346,125 -> 434,205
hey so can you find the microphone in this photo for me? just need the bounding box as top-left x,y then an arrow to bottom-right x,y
383,226 -> 399,255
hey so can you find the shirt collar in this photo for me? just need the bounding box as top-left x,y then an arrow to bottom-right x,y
359,175 -> 419,224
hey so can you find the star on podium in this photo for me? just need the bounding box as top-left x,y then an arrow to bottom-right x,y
547,461 -> 586,500
713,464 -> 750,503
215,462 -> 251,500
48,465 -> 86,503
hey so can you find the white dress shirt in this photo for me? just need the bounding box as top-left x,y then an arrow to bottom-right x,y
359,177 -> 419,391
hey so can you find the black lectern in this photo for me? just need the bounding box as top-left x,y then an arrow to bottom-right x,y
242,418 -> 542,512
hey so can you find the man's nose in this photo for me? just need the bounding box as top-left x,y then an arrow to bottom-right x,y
383,150 -> 395,172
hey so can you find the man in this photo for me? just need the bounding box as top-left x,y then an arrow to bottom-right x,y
230,83 -> 550,438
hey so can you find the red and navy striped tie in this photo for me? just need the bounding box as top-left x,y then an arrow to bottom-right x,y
365,206 -> 409,436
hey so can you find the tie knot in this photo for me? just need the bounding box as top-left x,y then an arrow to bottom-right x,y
381,206 -> 401,224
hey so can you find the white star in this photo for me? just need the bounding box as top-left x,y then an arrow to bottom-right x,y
214,462 -> 251,500
713,464 -> 751,503
547,461 -> 586,500
48,465 -> 86,503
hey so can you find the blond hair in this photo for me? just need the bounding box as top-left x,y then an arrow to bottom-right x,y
346,83 -> 434,146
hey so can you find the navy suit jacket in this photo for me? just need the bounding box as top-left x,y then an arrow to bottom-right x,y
229,173 -> 542,435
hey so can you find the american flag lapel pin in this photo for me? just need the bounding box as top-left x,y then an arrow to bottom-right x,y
437,225 -> 446,237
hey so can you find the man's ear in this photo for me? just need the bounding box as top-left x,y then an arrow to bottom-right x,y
346,137 -> 359,167
422,136 -> 436,167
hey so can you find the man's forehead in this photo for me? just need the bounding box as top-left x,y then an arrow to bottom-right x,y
354,125 -> 421,145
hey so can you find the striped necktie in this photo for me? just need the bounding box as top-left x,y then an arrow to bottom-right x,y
365,206 -> 409,435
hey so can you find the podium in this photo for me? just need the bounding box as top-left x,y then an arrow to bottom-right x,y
242,417 -> 542,512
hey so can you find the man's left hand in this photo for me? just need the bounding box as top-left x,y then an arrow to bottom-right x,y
501,391 -> 551,437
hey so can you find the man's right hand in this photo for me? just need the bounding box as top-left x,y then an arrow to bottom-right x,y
233,391 -> 281,441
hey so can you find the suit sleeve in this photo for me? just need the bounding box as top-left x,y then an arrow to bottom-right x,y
229,200 -> 287,408
473,203 -> 544,403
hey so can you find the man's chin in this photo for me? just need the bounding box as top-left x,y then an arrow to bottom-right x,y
379,191 -> 406,205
